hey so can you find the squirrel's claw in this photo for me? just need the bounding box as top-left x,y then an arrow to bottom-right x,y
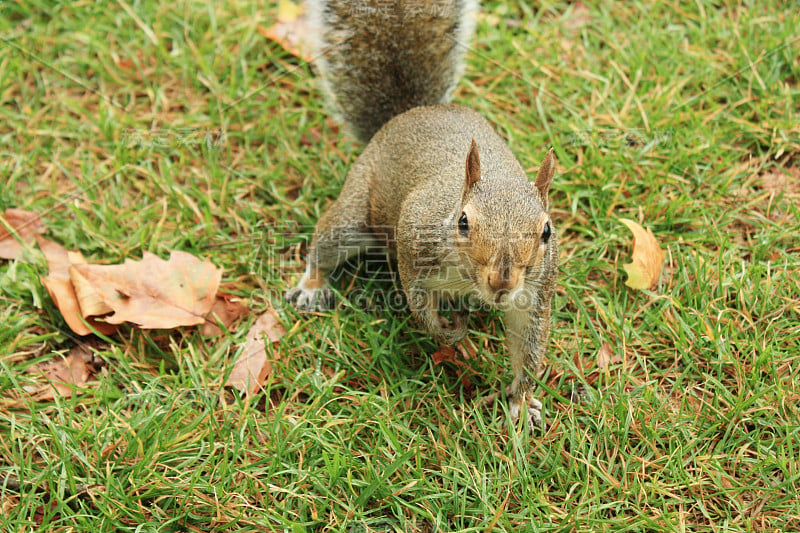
285,284 -> 335,311
508,393 -> 545,433
434,312 -> 468,345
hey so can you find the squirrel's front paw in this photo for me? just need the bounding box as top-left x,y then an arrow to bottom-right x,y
285,284 -> 335,311
433,312 -> 468,345
508,393 -> 545,432
427,312 -> 467,346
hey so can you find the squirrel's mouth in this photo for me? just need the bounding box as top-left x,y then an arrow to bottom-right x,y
478,284 -> 513,309
484,284 -> 538,312
493,288 -> 510,304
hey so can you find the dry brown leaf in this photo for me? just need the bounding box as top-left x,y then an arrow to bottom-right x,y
33,346 -> 94,401
432,345 -> 457,365
70,262 -> 114,317
620,218 -> 666,290
456,338 -> 479,360
38,238 -> 118,336
757,167 -> 800,195
257,0 -> 313,61
596,342 -> 622,370
596,342 -> 613,370
201,292 -> 250,336
564,1 -> 591,35
227,309 -> 286,394
71,251 -> 222,329
0,208 -> 44,259
431,344 -> 473,388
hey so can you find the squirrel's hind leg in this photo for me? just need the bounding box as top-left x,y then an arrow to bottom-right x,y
285,263 -> 336,311
285,183 -> 376,311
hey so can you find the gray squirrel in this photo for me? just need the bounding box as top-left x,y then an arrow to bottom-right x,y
285,0 -> 558,430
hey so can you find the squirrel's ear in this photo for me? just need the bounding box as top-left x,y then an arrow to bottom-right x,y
465,139 -> 481,192
534,148 -> 556,204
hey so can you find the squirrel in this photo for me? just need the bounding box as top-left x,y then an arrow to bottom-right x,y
284,0 -> 558,430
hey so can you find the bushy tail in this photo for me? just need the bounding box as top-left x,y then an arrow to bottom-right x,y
308,0 -> 479,143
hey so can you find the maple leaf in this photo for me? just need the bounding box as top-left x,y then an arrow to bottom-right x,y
71,251 -> 222,328
201,291 -> 250,336
227,310 -> 286,395
620,218 -> 666,290
39,238 -> 118,336
0,208 -> 44,260
257,0 -> 314,61
30,345 -> 95,401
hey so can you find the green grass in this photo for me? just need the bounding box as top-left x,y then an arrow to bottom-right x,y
1,0 -> 799,531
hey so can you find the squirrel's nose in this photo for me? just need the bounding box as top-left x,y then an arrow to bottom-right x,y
487,272 -> 512,294
487,262 -> 523,302
488,274 -> 512,304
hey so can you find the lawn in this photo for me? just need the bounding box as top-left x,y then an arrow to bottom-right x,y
1,0 -> 799,531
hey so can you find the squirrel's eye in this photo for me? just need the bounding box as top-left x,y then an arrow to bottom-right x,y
541,221 -> 552,244
458,212 -> 469,236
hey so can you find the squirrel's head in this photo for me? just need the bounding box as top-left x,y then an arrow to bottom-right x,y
454,141 -> 557,310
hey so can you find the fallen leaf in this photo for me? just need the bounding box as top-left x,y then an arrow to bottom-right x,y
564,1 -> 591,35
201,292 -> 250,336
620,218 -> 666,290
70,262 -> 114,317
276,0 -> 303,20
596,342 -> 622,370
431,344 -> 473,389
596,342 -> 613,369
227,309 -> 286,394
71,251 -> 222,329
0,208 -> 44,259
257,0 -> 313,61
456,338 -> 479,360
38,238 -> 118,336
756,167 -> 800,195
432,345 -> 457,365
33,346 -> 95,401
